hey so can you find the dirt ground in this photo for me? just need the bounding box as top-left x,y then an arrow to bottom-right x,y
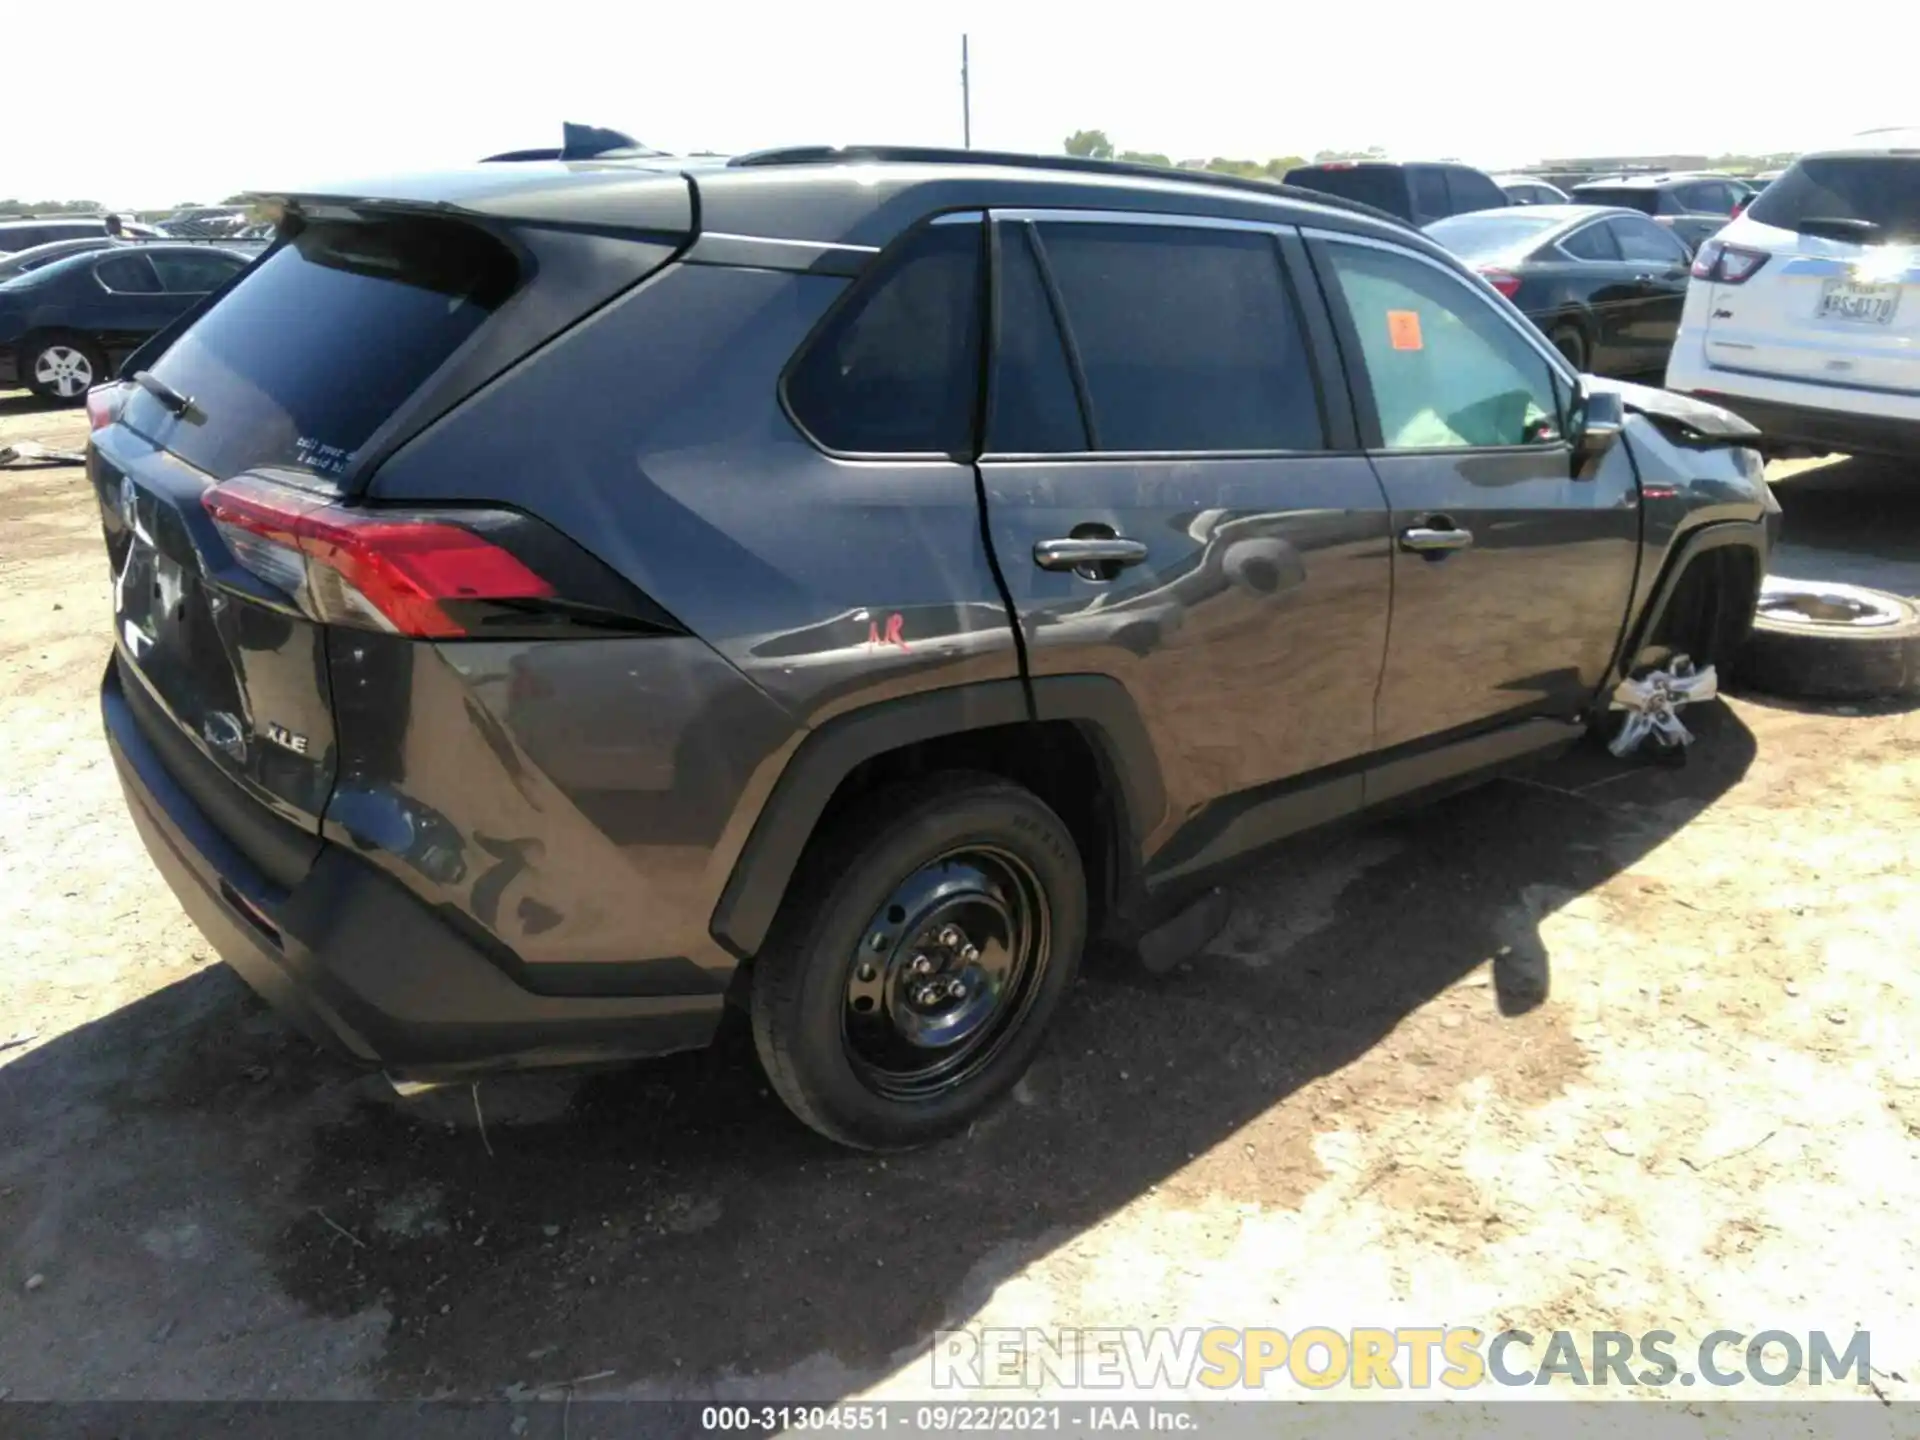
2,391 -> 1916,1419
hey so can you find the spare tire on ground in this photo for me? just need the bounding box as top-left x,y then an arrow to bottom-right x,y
1734,577 -> 1920,700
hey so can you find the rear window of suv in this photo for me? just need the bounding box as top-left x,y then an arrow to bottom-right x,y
126,216 -> 517,481
1746,156 -> 1920,241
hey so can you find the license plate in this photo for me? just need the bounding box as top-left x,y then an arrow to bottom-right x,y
1818,278 -> 1900,325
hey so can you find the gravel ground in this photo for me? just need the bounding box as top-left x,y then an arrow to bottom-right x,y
2,393 -> 1915,1421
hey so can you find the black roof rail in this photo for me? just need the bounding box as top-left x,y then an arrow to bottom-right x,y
727,145 -> 1405,228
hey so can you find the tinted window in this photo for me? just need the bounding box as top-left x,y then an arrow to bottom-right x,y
95,253 -> 162,294
1283,165 -> 1407,215
130,217 -> 518,481
1609,216 -> 1689,264
1747,156 -> 1920,241
1445,168 -> 1508,213
985,225 -> 1086,453
1573,187 -> 1658,215
1423,212 -> 1560,262
149,250 -> 243,293
1559,222 -> 1622,261
1409,168 -> 1450,219
1324,243 -> 1562,451
1674,182 -> 1732,214
786,221 -> 982,455
1037,222 -> 1323,452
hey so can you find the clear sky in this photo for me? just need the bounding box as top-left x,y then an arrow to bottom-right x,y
8,0 -> 1917,209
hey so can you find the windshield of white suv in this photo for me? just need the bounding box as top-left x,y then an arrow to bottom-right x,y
1746,155 -> 1920,242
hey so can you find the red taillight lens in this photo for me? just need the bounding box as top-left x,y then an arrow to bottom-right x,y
1691,240 -> 1769,285
85,381 -> 129,432
1481,269 -> 1523,299
202,476 -> 553,637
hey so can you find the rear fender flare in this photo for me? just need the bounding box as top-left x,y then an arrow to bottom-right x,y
708,676 -> 1164,959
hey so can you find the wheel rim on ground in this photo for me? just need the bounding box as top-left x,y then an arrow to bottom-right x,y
33,346 -> 94,399
841,845 -> 1051,1100
1756,579 -> 1909,630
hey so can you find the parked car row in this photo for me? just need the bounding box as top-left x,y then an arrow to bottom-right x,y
0,241 -> 259,399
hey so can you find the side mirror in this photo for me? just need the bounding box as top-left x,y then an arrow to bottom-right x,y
1572,383 -> 1625,473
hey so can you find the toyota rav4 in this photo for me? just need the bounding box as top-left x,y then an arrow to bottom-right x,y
92,146 -> 1774,1149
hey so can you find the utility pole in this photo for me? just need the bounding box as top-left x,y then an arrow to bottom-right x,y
961,34 -> 972,149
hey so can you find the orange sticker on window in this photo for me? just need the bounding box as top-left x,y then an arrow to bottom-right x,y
1387,310 -> 1424,351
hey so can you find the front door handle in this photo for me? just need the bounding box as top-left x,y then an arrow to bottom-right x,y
1399,526 -> 1474,555
1034,537 -> 1150,574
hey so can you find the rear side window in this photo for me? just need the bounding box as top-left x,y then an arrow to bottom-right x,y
986,225 -> 1086,453
1610,216 -> 1690,264
785,221 -> 983,455
130,217 -> 517,481
1559,223 -> 1622,261
1444,168 -> 1507,213
1747,156 -> 1920,241
149,250 -> 243,294
1409,168 -> 1450,219
1036,222 -> 1323,452
1575,187 -> 1658,215
96,254 -> 161,294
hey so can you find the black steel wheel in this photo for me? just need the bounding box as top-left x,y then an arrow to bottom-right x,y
750,773 -> 1086,1150
840,845 -> 1051,1101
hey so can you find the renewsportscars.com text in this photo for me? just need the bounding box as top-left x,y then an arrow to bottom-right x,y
932,1326 -> 1871,1391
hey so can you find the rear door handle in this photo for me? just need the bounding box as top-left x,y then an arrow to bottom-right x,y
1399,526 -> 1474,554
1034,537 -> 1150,573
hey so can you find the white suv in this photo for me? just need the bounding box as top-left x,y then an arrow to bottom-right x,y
1665,129 -> 1919,458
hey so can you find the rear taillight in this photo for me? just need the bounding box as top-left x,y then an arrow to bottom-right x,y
1691,240 -> 1770,284
1480,269 -> 1523,299
85,381 -> 129,432
201,475 -> 678,640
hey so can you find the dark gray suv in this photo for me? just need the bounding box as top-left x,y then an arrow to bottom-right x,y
90,146 -> 1775,1149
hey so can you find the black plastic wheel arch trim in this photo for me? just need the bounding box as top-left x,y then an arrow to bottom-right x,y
708,676 -> 1164,960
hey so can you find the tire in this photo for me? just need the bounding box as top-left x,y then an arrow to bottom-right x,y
750,772 -> 1087,1150
1734,578 -> 1920,701
22,333 -> 106,404
1549,323 -> 1589,373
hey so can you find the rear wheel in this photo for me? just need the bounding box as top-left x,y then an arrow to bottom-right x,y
23,333 -> 105,403
1549,322 -> 1589,373
750,773 -> 1086,1150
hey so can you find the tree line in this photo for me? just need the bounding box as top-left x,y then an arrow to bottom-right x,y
1063,130 -> 1397,179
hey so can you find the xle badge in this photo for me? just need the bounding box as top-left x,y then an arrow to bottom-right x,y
264,722 -> 310,755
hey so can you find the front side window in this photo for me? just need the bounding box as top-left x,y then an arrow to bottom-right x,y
1409,168 -> 1450,219
1323,242 -> 1562,451
785,220 -> 983,455
1445,168 -> 1507,214
1034,221 -> 1324,452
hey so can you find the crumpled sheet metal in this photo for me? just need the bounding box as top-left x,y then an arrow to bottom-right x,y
1609,657 -> 1719,757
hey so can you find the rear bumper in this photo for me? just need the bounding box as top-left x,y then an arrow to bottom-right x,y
103,658 -> 724,1080
1667,338 -> 1920,457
